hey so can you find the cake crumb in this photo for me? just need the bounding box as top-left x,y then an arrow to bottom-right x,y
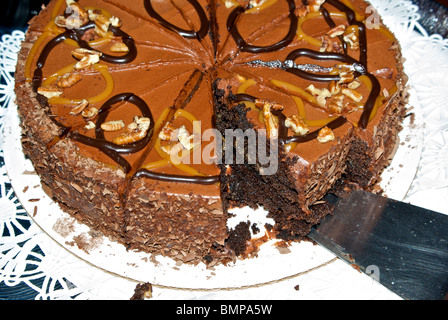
130,282 -> 153,300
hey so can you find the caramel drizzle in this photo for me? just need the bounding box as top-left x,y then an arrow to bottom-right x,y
32,19 -> 144,174
30,4 -> 218,184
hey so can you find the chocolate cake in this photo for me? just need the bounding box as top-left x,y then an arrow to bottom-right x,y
15,0 -> 407,264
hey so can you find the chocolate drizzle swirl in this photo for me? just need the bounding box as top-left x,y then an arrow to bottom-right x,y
31,19 -> 142,174
69,93 -> 155,174
227,0 -> 298,53
33,22 -> 136,80
284,48 -> 361,81
143,0 -> 210,40
278,0 -> 381,129
326,0 -> 367,66
135,169 -> 220,185
283,47 -> 381,129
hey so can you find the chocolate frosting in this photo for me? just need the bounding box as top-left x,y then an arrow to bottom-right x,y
31,0 -> 392,184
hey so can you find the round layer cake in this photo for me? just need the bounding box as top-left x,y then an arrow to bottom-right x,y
15,0 -> 408,265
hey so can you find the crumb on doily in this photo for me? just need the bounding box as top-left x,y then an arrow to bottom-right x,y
130,282 -> 153,300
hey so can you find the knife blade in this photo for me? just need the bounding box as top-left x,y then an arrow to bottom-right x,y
307,189 -> 448,300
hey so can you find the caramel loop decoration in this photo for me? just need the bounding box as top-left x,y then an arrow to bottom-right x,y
227,0 -> 297,53
143,0 -> 210,40
42,63 -> 114,107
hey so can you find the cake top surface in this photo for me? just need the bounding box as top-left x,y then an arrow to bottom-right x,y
20,0 -> 404,197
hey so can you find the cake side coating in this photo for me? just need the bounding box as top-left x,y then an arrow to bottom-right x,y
15,0 -> 408,264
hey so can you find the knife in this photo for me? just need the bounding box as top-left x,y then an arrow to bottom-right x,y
307,189 -> 448,300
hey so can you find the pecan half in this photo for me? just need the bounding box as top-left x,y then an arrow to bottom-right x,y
308,0 -> 325,12
254,98 -> 283,111
37,85 -> 63,99
320,35 -> 344,53
70,99 -> 89,115
159,122 -> 179,141
84,121 -> 96,130
101,120 -> 125,132
285,115 -> 309,136
92,13 -> 111,38
262,102 -> 279,139
328,81 -> 341,95
306,84 -> 331,108
342,88 -> 363,102
56,72 -> 83,88
161,142 -> 183,156
317,126 -> 335,143
72,48 -> 102,70
327,25 -> 346,38
338,71 -> 355,84
343,26 -> 360,50
55,1 -> 89,29
327,94 -> 359,114
109,16 -> 122,28
81,106 -> 98,118
347,79 -> 362,90
113,116 -> 150,145
177,127 -> 199,150
110,42 -> 129,53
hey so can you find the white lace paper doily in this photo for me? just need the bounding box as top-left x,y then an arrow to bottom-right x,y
1,0 -> 447,299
